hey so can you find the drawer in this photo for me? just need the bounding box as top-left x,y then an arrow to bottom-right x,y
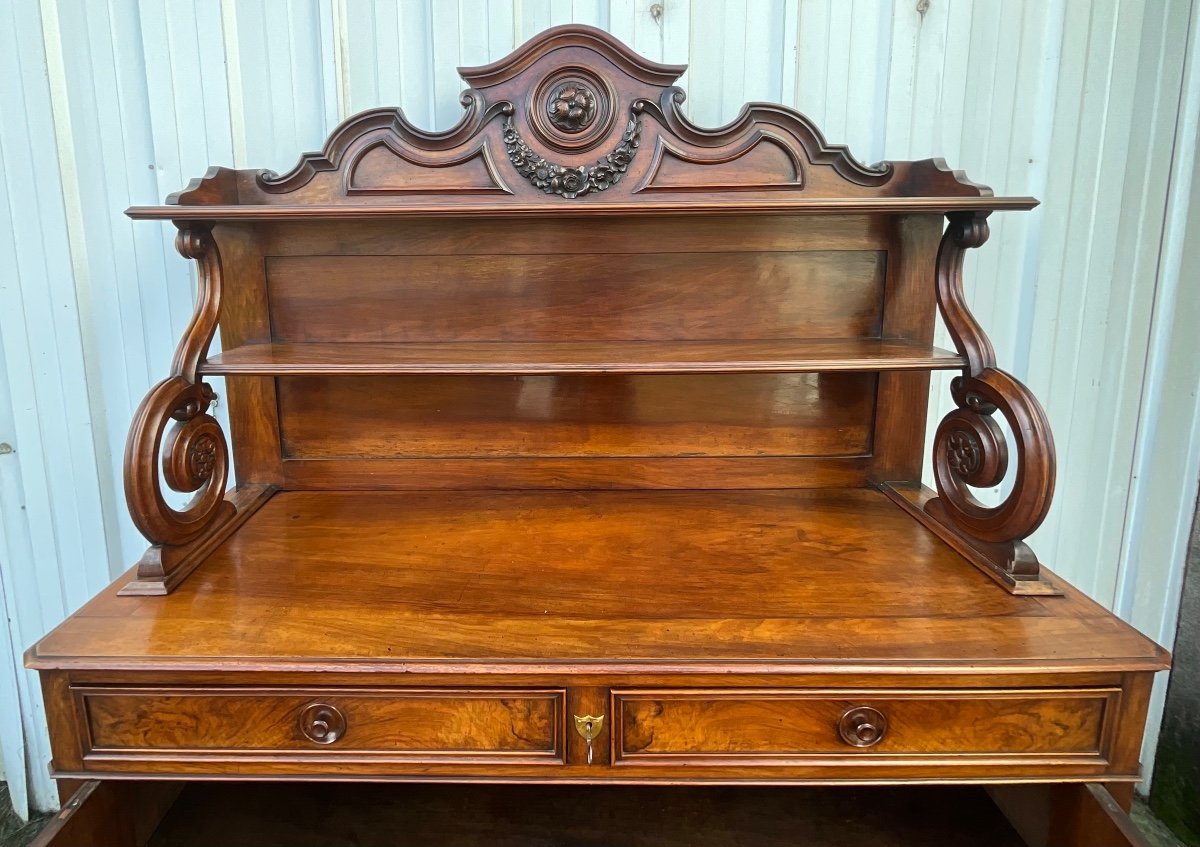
612,688 -> 1119,765
73,687 -> 565,765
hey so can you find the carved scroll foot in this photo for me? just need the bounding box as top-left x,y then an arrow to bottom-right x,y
917,367 -> 1057,594
924,497 -> 1039,574
121,374 -> 242,594
881,483 -> 1061,596
119,484 -> 275,596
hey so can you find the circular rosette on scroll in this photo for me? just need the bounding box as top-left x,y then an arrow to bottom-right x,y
931,368 -> 1056,544
124,375 -> 229,546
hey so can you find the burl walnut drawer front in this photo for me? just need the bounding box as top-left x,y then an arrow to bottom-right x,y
612,689 -> 1119,766
75,687 -> 565,765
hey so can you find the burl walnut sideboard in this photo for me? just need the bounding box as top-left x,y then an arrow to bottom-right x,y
27,26 -> 1168,847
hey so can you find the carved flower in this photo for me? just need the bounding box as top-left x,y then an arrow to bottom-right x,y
608,147 -> 633,171
557,167 -> 588,197
946,430 -> 982,477
188,435 -> 218,482
548,83 -> 596,132
591,164 -> 616,190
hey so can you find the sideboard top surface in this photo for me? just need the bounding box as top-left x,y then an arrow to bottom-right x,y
28,489 -> 1166,674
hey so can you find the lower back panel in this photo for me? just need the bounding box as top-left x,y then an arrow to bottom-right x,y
278,373 -> 874,459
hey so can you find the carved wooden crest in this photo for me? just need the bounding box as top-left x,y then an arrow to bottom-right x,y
168,25 -> 990,209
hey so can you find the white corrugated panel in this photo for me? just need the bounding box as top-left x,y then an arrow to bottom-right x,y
0,0 -> 1195,816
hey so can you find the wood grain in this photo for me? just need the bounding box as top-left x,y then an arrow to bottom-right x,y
277,373 -> 873,459
210,224 -> 283,487
125,196 -> 1039,220
28,489 -> 1166,672
202,339 -> 965,375
28,781 -> 139,847
79,687 -> 563,761
278,455 -> 873,490
990,783 -> 1155,847
256,215 -> 888,257
614,688 -> 1113,760
264,251 -> 884,343
255,215 -> 892,255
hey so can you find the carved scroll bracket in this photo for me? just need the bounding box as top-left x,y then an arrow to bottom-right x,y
121,224 -> 238,595
924,211 -> 1057,590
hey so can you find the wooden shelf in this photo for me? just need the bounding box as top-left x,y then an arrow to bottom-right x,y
199,339 -> 966,376
125,195 -> 1038,221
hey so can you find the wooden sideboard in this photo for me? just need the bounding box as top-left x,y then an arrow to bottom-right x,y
27,26 -> 1168,847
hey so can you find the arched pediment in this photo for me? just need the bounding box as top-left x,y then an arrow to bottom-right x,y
166,25 -> 993,210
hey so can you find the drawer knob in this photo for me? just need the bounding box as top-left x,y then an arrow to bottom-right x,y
299,702 -> 346,745
837,706 -> 887,748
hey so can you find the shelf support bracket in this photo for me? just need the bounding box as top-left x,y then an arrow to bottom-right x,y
119,224 -> 255,596
891,211 -> 1058,594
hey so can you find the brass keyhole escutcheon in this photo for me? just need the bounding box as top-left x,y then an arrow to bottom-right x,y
574,714 -> 605,765
837,705 -> 887,748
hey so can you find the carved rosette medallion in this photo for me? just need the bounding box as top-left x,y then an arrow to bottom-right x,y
529,68 -> 616,152
503,112 -> 641,199
188,433 -> 219,481
547,82 -> 597,133
946,429 -> 983,477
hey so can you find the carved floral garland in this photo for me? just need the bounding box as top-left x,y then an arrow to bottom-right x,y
502,114 -> 641,198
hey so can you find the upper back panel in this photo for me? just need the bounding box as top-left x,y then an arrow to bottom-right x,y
156,26 -> 1012,491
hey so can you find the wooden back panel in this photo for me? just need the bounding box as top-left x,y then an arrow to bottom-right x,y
214,213 -> 940,490
266,250 -> 884,342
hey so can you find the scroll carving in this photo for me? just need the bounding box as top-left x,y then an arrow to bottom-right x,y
125,376 -> 230,545
633,91 -> 893,188
927,211 -> 1056,583
255,92 -> 512,194
123,226 -> 234,586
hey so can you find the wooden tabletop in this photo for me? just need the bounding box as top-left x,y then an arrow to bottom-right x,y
28,488 -> 1166,674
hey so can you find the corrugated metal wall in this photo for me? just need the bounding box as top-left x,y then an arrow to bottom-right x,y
1,0 -> 1198,817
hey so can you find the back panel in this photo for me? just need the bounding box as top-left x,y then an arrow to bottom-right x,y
266,251 -> 884,342
218,214 -> 939,489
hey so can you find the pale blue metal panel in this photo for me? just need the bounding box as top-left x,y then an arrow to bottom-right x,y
234,0 -> 334,170
686,0 -> 789,127
59,0 -> 178,565
0,0 -> 114,817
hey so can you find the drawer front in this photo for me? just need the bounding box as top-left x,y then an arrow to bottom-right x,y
613,688 -> 1118,765
76,687 -> 565,764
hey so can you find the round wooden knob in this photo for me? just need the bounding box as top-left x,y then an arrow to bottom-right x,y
299,702 -> 346,745
837,706 -> 887,748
